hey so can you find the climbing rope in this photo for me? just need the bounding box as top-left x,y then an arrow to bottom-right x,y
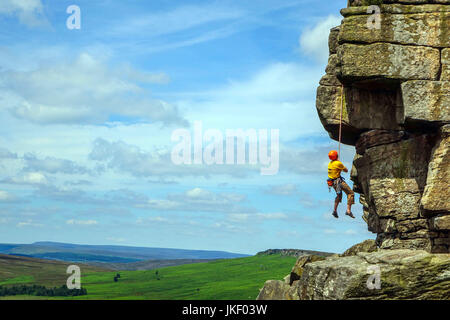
338,85 -> 344,160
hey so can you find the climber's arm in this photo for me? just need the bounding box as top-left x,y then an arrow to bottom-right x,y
338,161 -> 348,173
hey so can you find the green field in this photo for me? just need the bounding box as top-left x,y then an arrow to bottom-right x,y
0,254 -> 296,300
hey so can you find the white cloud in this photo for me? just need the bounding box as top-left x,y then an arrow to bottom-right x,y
33,185 -> 104,205
211,220 -> 257,234
141,199 -> 180,210
177,62 -> 325,143
86,133 -> 356,180
2,172 -> 48,185
0,190 -> 16,202
136,216 -> 170,224
265,183 -> 298,196
17,219 -> 43,227
228,212 -> 288,222
0,217 -> 10,224
182,187 -> 246,204
1,53 -> 185,126
121,64 -> 170,84
0,0 -> 47,27
299,15 -> 342,64
185,187 -> 212,199
103,1 -> 306,54
135,187 -> 253,214
66,219 -> 98,226
88,138 -> 259,178
280,143 -> 355,175
109,3 -> 244,38
23,153 -> 89,175
0,148 -> 18,159
276,230 -> 301,238
323,228 -> 361,236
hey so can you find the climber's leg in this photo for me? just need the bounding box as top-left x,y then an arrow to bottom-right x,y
341,181 -> 355,218
332,184 -> 342,218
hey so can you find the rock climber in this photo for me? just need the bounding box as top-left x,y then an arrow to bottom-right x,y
327,150 -> 355,219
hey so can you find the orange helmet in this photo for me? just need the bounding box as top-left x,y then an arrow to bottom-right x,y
328,150 -> 338,161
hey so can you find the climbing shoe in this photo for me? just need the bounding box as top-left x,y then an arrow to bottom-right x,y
332,211 -> 338,218
346,211 -> 355,219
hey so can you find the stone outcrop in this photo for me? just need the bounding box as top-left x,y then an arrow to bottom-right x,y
256,249 -> 334,258
341,239 -> 378,256
296,249 -> 449,300
257,243 -> 450,300
256,280 -> 292,300
316,0 -> 450,253
258,0 -> 450,301
256,254 -> 326,300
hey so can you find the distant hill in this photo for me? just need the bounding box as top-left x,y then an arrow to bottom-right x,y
0,242 -> 250,264
256,248 -> 335,258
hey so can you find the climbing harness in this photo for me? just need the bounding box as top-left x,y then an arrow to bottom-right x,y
327,176 -> 344,197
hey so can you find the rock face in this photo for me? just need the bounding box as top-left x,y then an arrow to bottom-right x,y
256,249 -> 334,258
258,1 -> 450,301
257,243 -> 450,300
256,254 -> 326,300
296,249 -> 450,300
317,0 -> 450,253
341,239 -> 378,256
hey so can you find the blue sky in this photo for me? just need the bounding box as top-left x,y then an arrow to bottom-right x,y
0,0 -> 374,255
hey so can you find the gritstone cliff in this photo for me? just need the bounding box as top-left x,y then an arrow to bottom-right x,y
257,0 -> 450,300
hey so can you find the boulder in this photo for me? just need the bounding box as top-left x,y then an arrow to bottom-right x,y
319,74 -> 341,87
341,239 -> 378,256
377,235 -> 433,251
442,49 -> 450,81
355,130 -> 406,155
289,255 -> 325,285
328,26 -> 340,55
430,215 -> 450,230
339,10 -> 450,48
338,43 -> 441,81
316,85 -> 362,145
421,125 -> 450,215
296,249 -> 450,300
258,249 -> 450,300
402,81 -> 450,125
256,280 -> 290,300
348,1 -> 450,8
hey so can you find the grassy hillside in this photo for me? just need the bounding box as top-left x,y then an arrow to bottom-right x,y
87,258 -> 219,271
0,254 -> 296,300
0,254 -> 106,287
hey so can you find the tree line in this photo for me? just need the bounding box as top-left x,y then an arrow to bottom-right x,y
0,284 -> 87,297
